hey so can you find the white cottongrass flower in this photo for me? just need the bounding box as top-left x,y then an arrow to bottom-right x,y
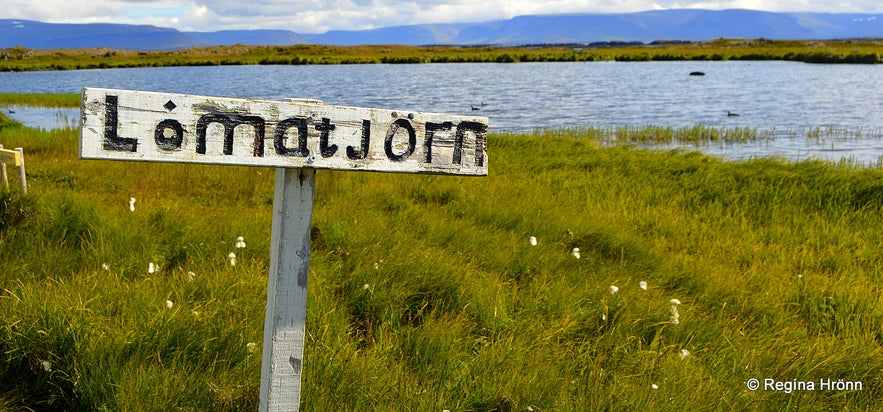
639,280 -> 648,290
363,283 -> 370,290
235,236 -> 246,249
651,383 -> 659,390
187,271 -> 196,281
165,300 -> 174,309
102,263 -> 110,271
41,360 -> 52,372
247,342 -> 258,353
571,247 -> 581,259
228,252 -> 237,266
129,197 -> 136,212
679,349 -> 690,360
609,285 -> 619,295
669,299 -> 682,325
148,262 -> 156,274
529,236 -> 537,246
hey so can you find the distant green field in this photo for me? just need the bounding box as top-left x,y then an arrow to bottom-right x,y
1,38 -> 881,72
1,98 -> 883,410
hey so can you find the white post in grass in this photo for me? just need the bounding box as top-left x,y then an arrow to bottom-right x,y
16,147 -> 26,194
79,87 -> 488,412
260,167 -> 315,410
0,144 -> 7,189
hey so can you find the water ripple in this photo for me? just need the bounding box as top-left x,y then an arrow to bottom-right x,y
2,61 -> 882,163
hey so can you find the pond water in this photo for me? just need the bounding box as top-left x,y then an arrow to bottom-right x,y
2,61 -> 881,163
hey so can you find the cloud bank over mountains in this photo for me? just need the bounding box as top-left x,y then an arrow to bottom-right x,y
3,0 -> 882,33
2,9 -> 882,50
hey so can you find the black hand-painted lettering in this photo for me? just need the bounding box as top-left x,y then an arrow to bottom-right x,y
423,121 -> 453,163
274,117 -> 309,157
347,119 -> 371,160
317,118 -> 338,158
454,121 -> 487,167
102,95 -> 138,152
196,114 -> 265,156
384,118 -> 416,162
154,119 -> 184,151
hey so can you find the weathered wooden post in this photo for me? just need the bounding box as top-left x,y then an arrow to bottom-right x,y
80,88 -> 488,411
260,167 -> 314,410
16,147 -> 26,194
0,144 -> 7,189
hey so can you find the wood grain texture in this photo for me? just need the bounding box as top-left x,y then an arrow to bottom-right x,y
80,87 -> 488,175
259,168 -> 315,411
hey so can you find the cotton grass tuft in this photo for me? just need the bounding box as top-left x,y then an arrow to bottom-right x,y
669,299 -> 681,325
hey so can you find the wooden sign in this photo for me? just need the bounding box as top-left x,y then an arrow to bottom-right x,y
0,145 -> 26,193
80,88 -> 488,175
0,148 -> 22,167
79,88 -> 489,412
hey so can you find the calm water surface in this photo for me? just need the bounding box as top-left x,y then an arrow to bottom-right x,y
2,61 -> 881,163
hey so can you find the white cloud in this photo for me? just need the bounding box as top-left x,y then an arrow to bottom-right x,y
2,0 -> 881,32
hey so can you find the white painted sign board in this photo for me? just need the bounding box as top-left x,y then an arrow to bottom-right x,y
80,88 -> 487,175
0,147 -> 22,167
0,145 -> 26,193
79,88 -> 488,411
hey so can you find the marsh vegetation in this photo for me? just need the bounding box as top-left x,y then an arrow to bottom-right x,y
2,96 -> 882,409
1,38 -> 881,72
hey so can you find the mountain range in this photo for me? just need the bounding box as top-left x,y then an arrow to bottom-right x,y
2,9 -> 882,50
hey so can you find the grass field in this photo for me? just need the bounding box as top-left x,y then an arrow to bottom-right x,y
1,100 -> 883,411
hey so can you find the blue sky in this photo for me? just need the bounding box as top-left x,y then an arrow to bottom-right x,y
3,0 -> 882,33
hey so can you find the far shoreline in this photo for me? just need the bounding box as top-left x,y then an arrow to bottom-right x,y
1,38 -> 881,72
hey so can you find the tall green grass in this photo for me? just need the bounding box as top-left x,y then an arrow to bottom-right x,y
2,115 -> 883,410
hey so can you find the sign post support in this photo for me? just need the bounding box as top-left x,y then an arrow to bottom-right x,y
16,147 -> 26,194
260,167 -> 315,410
0,144 -> 7,189
80,87 -> 488,411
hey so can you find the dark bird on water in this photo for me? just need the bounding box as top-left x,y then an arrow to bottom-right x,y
726,111 -> 740,117
471,105 -> 480,111
6,109 -> 14,114
689,71 -> 705,76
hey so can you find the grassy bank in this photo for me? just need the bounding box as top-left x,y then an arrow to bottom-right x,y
2,111 -> 883,410
1,38 -> 881,72
0,93 -> 81,108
